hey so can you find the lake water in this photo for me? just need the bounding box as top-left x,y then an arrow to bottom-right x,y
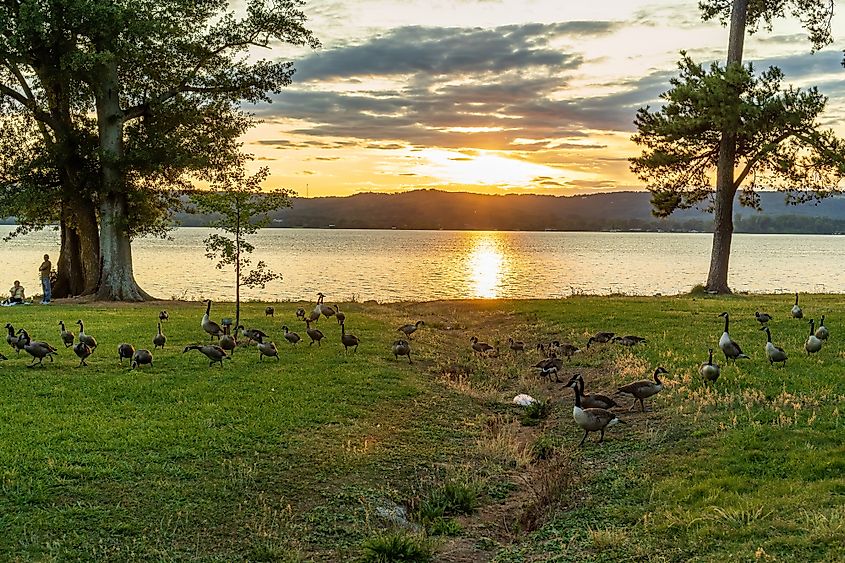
0,227 -> 840,301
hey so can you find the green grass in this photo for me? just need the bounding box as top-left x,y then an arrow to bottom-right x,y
0,295 -> 843,561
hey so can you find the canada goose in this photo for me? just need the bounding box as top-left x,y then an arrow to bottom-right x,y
718,312 -> 749,362
761,326 -> 788,366
17,330 -> 58,367
282,325 -> 301,346
237,325 -> 268,345
295,307 -> 306,320
75,320 -> 97,349
613,335 -> 646,346
254,333 -> 279,361
586,332 -> 614,349
219,325 -> 236,353
571,374 -> 619,409
618,367 -> 667,411
201,300 -> 225,339
159,310 -> 169,322
58,321 -> 75,347
791,292 -> 803,319
5,323 -> 22,354
755,311 -> 773,325
532,355 -> 564,382
118,343 -> 136,364
699,348 -> 720,383
550,340 -> 580,359
398,320 -> 425,337
131,349 -> 153,369
340,322 -> 360,353
304,319 -> 325,346
73,342 -> 93,367
305,308 -> 321,323
805,319 -> 823,355
392,339 -> 412,363
183,344 -> 230,367
334,305 -> 345,325
507,337 -> 525,352
470,336 -> 494,355
316,292 -> 325,304
815,315 -> 829,340
318,303 -> 336,319
265,306 -> 275,317
153,323 -> 166,349
566,377 -> 624,445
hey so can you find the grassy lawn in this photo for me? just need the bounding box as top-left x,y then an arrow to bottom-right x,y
0,296 -> 842,561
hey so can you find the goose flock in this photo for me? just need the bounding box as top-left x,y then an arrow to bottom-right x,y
468,292 -> 832,446
1,291 -> 830,448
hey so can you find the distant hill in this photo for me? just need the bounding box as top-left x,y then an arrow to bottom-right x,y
175,189 -> 845,234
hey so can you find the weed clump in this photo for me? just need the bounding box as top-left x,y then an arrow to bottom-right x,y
520,397 -> 553,426
359,532 -> 433,562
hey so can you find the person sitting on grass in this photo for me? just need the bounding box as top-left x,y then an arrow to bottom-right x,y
3,280 -> 25,305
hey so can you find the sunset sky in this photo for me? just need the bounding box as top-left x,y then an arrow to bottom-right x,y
246,0 -> 845,197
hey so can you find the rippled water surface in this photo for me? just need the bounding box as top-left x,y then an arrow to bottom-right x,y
0,227 -> 841,301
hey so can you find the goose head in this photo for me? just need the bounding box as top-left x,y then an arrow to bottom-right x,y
470,336 -> 478,344
718,312 -> 729,318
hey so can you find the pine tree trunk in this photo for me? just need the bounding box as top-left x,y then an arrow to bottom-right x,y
705,0 -> 747,294
92,59 -> 151,301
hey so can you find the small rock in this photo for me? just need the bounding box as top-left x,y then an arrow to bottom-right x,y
513,394 -> 537,407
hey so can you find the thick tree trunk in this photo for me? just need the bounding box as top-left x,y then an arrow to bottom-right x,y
92,60 -> 151,301
705,0 -> 747,294
97,194 -> 151,301
54,199 -> 100,297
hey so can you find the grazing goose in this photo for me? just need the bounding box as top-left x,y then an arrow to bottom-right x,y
318,303 -> 336,320
118,343 -> 136,364
718,312 -> 749,362
265,306 -> 275,317
282,325 -> 301,346
532,355 -> 564,382
755,311 -> 773,325
75,320 -> 97,349
392,339 -> 412,363
571,374 -> 619,409
304,318 -> 325,346
507,337 -> 525,352
549,340 -> 577,358
219,325 -> 236,353
201,300 -> 225,339
159,310 -> 169,322
805,319 -> 823,355
815,315 -> 829,341
566,377 -> 624,445
131,349 -> 153,369
761,326 -> 788,366
17,330 -> 58,367
699,348 -> 720,383
73,342 -> 93,367
237,325 -> 268,345
58,321 -> 75,347
295,307 -> 306,320
398,320 -> 425,338
613,335 -> 645,347
586,332 -> 615,349
470,336 -> 494,355
254,333 -> 279,361
791,292 -> 803,319
5,323 -> 23,354
183,344 -> 230,367
153,323 -> 166,349
618,367 -> 667,412
340,322 -> 360,353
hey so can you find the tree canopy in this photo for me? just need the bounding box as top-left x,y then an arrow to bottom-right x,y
631,54 -> 845,218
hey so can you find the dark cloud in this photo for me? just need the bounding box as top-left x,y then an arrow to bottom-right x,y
294,22 -> 616,81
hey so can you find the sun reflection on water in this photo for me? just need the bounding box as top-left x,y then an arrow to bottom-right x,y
467,235 -> 506,298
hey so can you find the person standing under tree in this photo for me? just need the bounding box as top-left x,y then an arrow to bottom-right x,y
39,254 -> 52,304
